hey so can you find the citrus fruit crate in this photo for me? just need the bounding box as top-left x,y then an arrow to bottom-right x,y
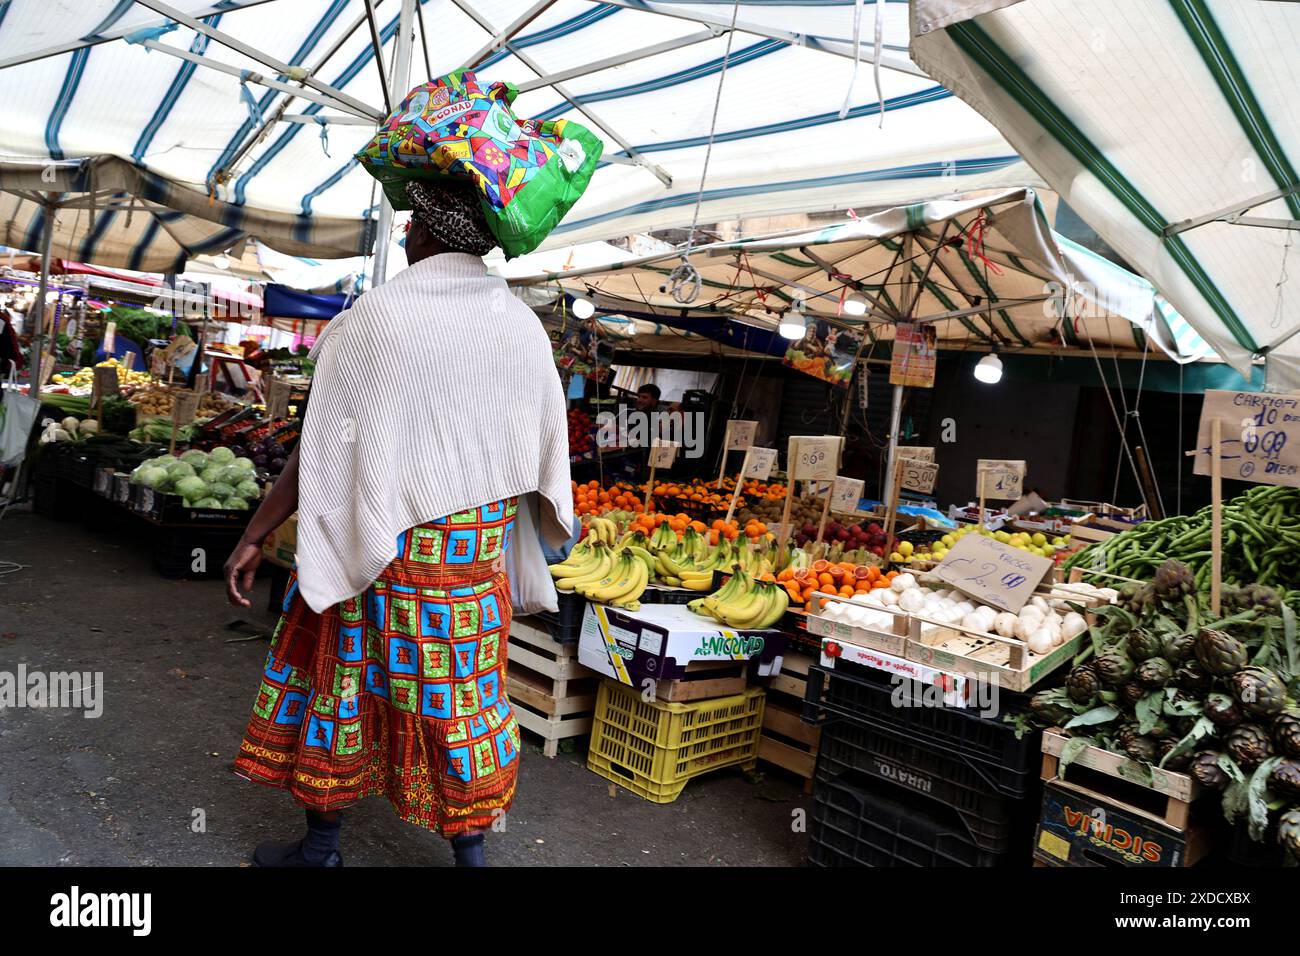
586,680 -> 764,803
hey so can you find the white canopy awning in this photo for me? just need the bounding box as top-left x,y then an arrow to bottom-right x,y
0,0 -> 1039,270
911,0 -> 1300,386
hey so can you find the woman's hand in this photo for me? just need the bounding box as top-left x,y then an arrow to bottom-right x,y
225,538 -> 264,607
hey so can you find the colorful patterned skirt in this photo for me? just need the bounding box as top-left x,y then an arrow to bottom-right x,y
234,498 -> 522,837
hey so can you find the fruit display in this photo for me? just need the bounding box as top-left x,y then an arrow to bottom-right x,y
127,446 -> 262,510
571,477 -> 790,521
1023,557 -> 1300,857
688,568 -> 789,629
793,518 -> 889,556
1064,484 -> 1300,601
548,539 -> 649,609
573,480 -> 647,516
50,357 -> 151,392
894,523 -> 1072,564
779,561 -> 898,609
568,408 -> 594,457
125,384 -> 235,419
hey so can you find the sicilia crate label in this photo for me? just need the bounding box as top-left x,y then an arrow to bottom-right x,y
1035,783 -> 1187,867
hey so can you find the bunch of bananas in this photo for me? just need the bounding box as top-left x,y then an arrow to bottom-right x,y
584,515 -> 620,547
688,569 -> 789,629
548,541 -> 650,609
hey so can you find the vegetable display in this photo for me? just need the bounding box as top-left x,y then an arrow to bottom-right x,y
129,446 -> 261,510
1063,485 -> 1300,602
1023,557 -> 1300,859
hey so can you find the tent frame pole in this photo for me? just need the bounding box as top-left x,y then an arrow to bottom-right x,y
370,0 -> 417,289
27,196 -> 56,396
461,0 -> 561,70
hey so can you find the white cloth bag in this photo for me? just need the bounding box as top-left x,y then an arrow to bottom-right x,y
505,492 -> 559,615
1,362 -> 40,468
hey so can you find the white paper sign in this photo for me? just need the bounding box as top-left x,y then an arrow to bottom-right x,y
90,365 -> 119,410
743,446 -> 778,480
1194,389 -> 1300,487
649,440 -> 680,468
724,419 -> 758,451
900,457 -> 938,494
829,476 -> 865,513
790,435 -> 842,481
931,533 -> 1053,613
897,445 -> 935,463
171,390 -> 201,426
978,459 -> 1026,500
266,377 -> 292,420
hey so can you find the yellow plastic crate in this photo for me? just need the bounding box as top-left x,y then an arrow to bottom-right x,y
586,680 -> 765,803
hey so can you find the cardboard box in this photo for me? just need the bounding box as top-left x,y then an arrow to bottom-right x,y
578,603 -> 786,687
261,513 -> 298,568
818,634 -> 970,707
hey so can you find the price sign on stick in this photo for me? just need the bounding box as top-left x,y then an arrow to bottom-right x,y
103,321 -> 117,356
897,445 -> 935,463
742,446 -> 777,480
170,390 -> 201,456
90,365 -> 119,413
932,533 -> 1053,613
725,420 -> 758,451
649,441 -> 680,469
150,350 -> 166,377
829,476 -> 865,513
1193,389 -> 1300,488
790,435 -> 842,481
977,459 -> 1026,500
900,457 -> 938,494
266,377 -> 292,421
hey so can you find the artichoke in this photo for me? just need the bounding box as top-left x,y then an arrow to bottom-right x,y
1157,738 -> 1193,771
1126,629 -> 1162,662
1065,665 -> 1102,705
1273,710 -> 1300,758
1153,559 -> 1194,600
1173,661 -> 1212,694
1205,692 -> 1244,728
1028,691 -> 1072,726
1226,722 -> 1273,769
1124,735 -> 1159,763
1162,631 -> 1196,664
1225,583 -> 1280,613
1136,657 -> 1174,688
1194,628 -> 1249,676
1189,750 -> 1231,791
1120,682 -> 1148,706
1095,647 -> 1135,686
1270,759 -> 1300,800
1120,582 -> 1157,615
1280,807 -> 1300,859
1231,665 -> 1287,718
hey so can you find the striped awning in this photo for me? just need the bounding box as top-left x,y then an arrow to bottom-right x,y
509,187 -> 1214,361
0,0 -> 1037,271
912,0 -> 1300,386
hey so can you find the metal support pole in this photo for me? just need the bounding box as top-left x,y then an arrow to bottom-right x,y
369,0 -> 416,289
881,383 -> 904,506
27,198 -> 55,395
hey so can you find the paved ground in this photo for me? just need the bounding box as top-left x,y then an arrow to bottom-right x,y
0,507 -> 810,867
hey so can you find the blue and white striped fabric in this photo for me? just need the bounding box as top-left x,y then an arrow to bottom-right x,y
913,0 -> 1300,386
0,0 -> 1034,269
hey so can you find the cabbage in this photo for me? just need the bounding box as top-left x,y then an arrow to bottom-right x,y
149,454 -> 177,468
180,449 -> 208,468
174,476 -> 208,501
200,465 -> 225,484
218,463 -> 247,485
230,456 -> 256,473
223,496 -> 249,510
192,497 -> 223,509
167,461 -> 195,480
235,479 -> 261,500
208,446 -> 236,465
208,482 -> 236,500
137,467 -> 169,489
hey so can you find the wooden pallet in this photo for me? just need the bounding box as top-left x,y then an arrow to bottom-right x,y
653,659 -> 749,702
1040,728 -> 1199,831
757,649 -> 824,794
507,616 -> 599,758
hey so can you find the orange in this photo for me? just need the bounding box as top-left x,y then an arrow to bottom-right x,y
817,572 -> 834,589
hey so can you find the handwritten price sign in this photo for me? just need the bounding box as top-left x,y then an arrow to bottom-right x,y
266,377 -> 292,421
1194,389 -> 1300,488
171,390 -> 201,426
829,476 -> 865,513
932,533 -> 1053,613
649,441 -> 680,468
978,459 -> 1026,500
896,445 -> 935,463
743,446 -> 778,480
900,457 -> 938,494
90,365 -> 119,410
790,435 -> 841,481
724,420 -> 758,451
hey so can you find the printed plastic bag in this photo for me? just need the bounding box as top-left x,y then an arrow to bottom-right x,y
503,491 -> 559,615
355,70 -> 603,258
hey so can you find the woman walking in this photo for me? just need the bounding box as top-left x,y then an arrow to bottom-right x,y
224,177 -> 573,867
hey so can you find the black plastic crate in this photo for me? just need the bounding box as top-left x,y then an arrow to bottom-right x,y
804,663 -> 1040,788
533,589 -> 586,643
814,717 -> 1039,853
152,526 -> 246,579
809,768 -> 1011,867
640,584 -> 700,605
32,474 -> 63,517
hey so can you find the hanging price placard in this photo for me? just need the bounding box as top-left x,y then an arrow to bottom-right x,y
896,445 -> 935,463
900,457 -> 939,494
828,476 -> 865,513
932,533 -> 1053,613
977,459 -> 1026,500
724,419 -> 758,451
742,446 -> 777,480
649,441 -> 680,469
266,377 -> 292,421
790,435 -> 842,481
171,390 -> 201,427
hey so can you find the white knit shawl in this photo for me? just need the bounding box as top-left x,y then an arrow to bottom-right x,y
295,252 -> 573,612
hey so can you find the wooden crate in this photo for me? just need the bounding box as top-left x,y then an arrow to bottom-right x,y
757,649 -> 823,793
652,659 -> 749,702
507,616 -> 599,758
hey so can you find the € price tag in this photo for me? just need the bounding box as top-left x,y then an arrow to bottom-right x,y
829,475 -> 864,513
790,435 -> 841,481
725,420 -> 758,451
978,459 -> 1026,500
649,441 -> 680,469
1194,389 -> 1300,488
172,390 -> 201,427
742,446 -> 777,480
932,533 -> 1053,613
900,457 -> 938,494
896,445 -> 935,463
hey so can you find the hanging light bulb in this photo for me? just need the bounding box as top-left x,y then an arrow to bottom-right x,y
212,254 -> 231,270
973,351 -> 1003,384
571,295 -> 595,319
842,293 -> 867,317
778,303 -> 807,340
